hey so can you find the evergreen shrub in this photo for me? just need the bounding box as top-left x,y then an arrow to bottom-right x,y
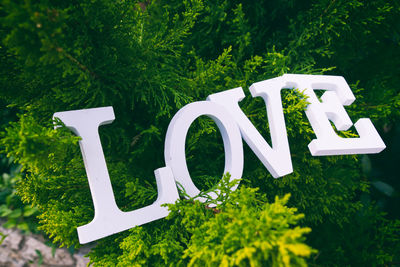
0,0 -> 399,265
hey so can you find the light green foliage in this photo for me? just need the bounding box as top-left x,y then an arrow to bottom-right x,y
0,104 -> 39,232
0,0 -> 399,265
183,192 -> 314,267
88,175 -> 315,266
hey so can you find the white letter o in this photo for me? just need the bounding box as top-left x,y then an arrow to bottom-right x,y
164,101 -> 243,201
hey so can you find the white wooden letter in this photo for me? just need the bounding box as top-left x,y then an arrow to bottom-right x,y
164,101 -> 244,201
53,107 -> 179,244
207,77 -> 292,178
282,74 -> 386,155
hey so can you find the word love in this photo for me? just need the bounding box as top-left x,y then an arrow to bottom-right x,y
53,74 -> 385,244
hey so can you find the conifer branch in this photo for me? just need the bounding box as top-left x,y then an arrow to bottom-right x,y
55,47 -> 98,79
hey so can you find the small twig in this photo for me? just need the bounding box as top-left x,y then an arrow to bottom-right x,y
130,133 -> 142,147
320,0 -> 337,18
56,47 -> 98,79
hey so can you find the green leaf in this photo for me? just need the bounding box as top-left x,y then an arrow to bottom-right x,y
8,209 -> 22,219
23,206 -> 37,217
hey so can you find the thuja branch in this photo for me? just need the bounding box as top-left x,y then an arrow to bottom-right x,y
55,47 -> 98,79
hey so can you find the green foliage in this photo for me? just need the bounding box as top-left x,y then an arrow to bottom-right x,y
0,103 -> 39,232
182,193 -> 314,267
88,175 -> 315,266
0,0 -> 399,265
0,156 -> 38,232
310,205 -> 400,266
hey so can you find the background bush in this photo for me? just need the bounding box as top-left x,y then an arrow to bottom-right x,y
0,0 -> 399,265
